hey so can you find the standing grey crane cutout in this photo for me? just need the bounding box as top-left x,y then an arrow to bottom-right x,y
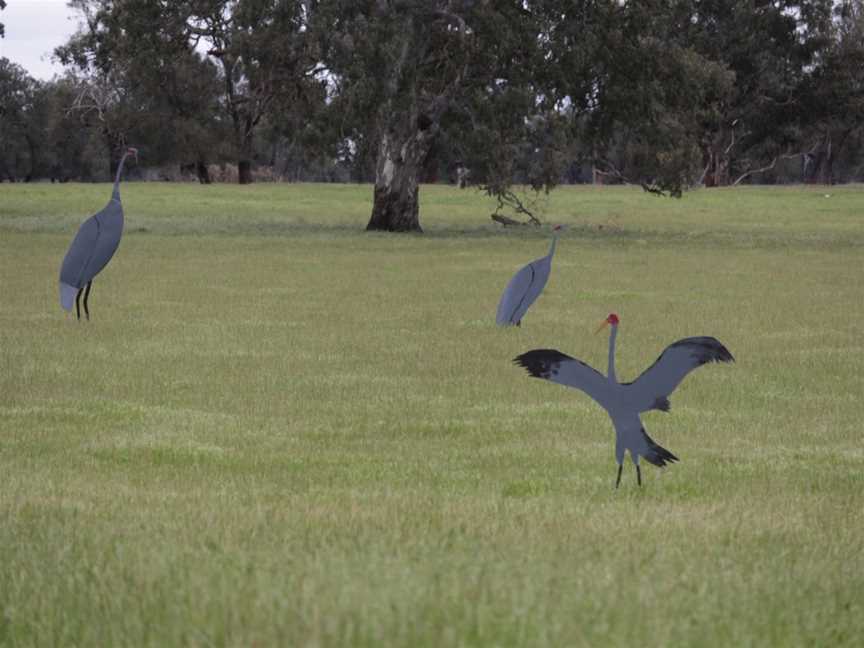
514,313 -> 734,488
495,225 -> 563,326
59,147 -> 138,320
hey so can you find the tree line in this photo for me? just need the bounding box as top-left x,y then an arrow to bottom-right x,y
1,0 -> 862,231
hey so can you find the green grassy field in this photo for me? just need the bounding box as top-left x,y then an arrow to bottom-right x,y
1,182 -> 863,646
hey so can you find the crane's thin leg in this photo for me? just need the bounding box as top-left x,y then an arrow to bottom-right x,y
75,288 -> 83,321
82,281 -> 92,320
636,465 -> 642,488
615,464 -> 623,489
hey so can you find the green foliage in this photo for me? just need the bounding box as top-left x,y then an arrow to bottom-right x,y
673,0 -> 836,185
54,0 -> 324,181
798,0 -> 864,182
2,183 -> 864,644
0,58 -> 37,179
3,0 -> 862,200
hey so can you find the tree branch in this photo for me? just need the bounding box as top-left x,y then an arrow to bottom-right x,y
732,150 -> 802,186
489,188 -> 542,226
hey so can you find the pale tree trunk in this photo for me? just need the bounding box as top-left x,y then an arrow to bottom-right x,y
701,129 -> 733,187
366,128 -> 435,233
804,133 -> 835,185
818,134 -> 834,185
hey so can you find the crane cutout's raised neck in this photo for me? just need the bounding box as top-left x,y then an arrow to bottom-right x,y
607,321 -> 618,381
112,149 -> 136,200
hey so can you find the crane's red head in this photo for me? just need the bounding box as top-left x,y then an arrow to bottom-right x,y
595,312 -> 619,333
553,224 -> 563,231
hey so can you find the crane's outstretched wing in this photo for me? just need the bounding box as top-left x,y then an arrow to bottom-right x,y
626,337 -> 734,412
514,349 -> 613,410
496,256 -> 551,326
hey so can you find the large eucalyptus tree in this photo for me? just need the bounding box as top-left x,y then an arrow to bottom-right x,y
319,1 -> 548,232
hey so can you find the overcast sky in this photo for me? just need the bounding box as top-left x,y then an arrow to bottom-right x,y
1,0 -> 82,80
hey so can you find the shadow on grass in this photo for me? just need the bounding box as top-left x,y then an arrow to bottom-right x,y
5,212 -> 864,251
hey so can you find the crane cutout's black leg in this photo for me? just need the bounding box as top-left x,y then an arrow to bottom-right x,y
636,465 -> 642,487
82,281 -> 92,320
75,288 -> 83,321
615,464 -> 623,489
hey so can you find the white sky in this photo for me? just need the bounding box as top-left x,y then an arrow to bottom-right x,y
0,0 -> 82,80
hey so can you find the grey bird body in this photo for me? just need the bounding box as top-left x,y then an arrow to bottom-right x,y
496,227 -> 561,326
59,149 -> 136,316
514,315 -> 734,487
59,196 -> 123,310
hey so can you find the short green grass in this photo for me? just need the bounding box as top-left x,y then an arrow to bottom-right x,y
1,182 -> 863,646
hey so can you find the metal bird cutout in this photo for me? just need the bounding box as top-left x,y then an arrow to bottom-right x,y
514,313 -> 734,488
496,225 -> 563,326
59,147 -> 137,319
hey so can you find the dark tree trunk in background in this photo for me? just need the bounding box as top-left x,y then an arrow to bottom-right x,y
196,159 -> 211,184
108,144 -> 122,181
238,159 -> 252,184
366,128 -> 435,233
818,134 -> 834,185
816,151 -> 834,185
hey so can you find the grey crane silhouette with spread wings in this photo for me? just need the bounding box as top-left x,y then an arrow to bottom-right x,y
514,313 -> 734,488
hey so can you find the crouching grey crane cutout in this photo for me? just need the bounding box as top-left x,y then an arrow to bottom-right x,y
514,313 -> 734,488
495,225 -> 563,326
59,147 -> 137,320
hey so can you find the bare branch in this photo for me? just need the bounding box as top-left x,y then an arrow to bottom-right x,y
594,159 -> 669,196
732,150 -> 803,186
724,127 -> 735,155
489,188 -> 542,226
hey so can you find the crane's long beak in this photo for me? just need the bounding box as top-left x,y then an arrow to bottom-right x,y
595,320 -> 609,335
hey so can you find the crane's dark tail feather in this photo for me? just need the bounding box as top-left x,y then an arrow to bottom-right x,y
640,428 -> 679,468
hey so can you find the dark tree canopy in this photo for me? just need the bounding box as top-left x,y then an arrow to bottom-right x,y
672,0 -> 834,186
57,0 -> 324,183
798,0 -> 864,183
538,0 -> 734,196
2,0 -> 861,227
0,61 -> 102,181
0,58 -> 38,180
